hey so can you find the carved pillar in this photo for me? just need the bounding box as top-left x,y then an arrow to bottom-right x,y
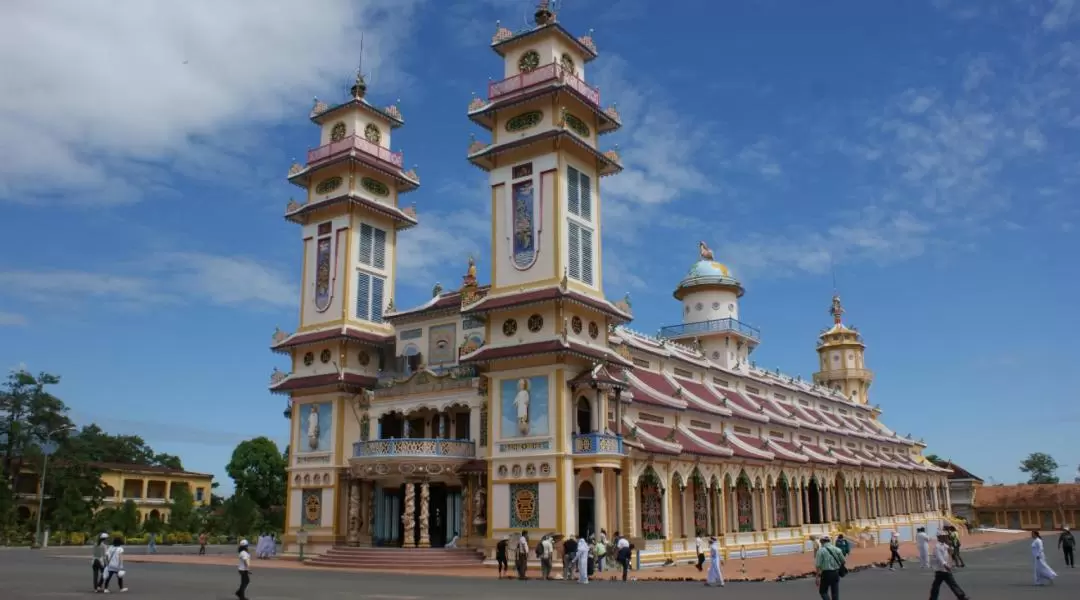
419,481 -> 431,547
347,478 -> 361,545
623,475 -> 637,538
402,482 -> 416,548
365,481 -> 375,539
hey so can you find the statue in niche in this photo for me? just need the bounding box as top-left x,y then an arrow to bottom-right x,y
306,405 -> 320,451
473,487 -> 487,524
514,378 -> 531,435
463,255 -> 478,287
699,240 -> 715,261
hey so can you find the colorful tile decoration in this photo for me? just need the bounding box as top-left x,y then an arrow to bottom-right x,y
509,482 -> 540,529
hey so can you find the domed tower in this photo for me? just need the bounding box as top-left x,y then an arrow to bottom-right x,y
658,241 -> 760,369
813,294 -> 874,404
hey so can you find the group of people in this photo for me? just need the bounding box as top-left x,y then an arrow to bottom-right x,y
254,533 -> 279,559
90,534 -> 127,593
693,535 -> 726,587
495,529 -> 635,583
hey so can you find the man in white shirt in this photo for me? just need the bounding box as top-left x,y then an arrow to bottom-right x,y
695,535 -> 706,571
515,531 -> 529,580
237,539 -> 252,600
615,533 -> 632,581
929,533 -> 969,600
540,535 -> 555,580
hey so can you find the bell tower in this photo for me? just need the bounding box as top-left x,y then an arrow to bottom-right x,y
813,295 -> 874,404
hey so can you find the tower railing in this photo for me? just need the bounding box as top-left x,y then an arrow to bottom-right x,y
487,63 -> 600,107
352,438 -> 476,459
658,317 -> 761,341
305,135 -> 405,169
572,432 -> 625,455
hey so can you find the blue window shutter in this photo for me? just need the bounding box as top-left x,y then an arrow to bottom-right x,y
356,273 -> 371,320
581,227 -> 594,286
567,166 -> 580,216
568,221 -> 581,280
359,224 -> 373,266
371,276 -> 385,323
579,172 -> 592,221
373,228 -> 386,269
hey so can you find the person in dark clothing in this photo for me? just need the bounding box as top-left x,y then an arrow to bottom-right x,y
562,535 -> 577,581
888,532 -> 904,570
495,537 -> 509,578
1059,527 -> 1075,568
929,532 -> 969,600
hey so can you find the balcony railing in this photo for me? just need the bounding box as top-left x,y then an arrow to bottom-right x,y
572,432 -> 624,455
488,63 -> 600,107
658,317 -> 761,341
353,438 -> 476,459
305,135 -> 405,169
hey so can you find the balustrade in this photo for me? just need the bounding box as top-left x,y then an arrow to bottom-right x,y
305,135 -> 404,169
487,63 -> 600,107
571,432 -> 624,455
353,438 -> 475,459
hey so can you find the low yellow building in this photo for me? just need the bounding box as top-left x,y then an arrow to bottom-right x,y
16,462 -> 214,524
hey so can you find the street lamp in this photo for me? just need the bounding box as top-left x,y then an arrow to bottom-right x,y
34,425 -> 74,548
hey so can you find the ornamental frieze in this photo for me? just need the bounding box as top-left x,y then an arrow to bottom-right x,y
498,440 -> 551,453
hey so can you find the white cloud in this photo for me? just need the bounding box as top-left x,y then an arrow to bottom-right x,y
1042,0 -> 1077,31
395,179 -> 490,291
0,311 -> 28,327
0,0 -> 422,206
0,252 -> 296,310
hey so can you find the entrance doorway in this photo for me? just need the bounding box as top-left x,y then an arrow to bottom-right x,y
577,480 -> 595,539
808,478 -> 822,524
577,397 -> 593,434
428,483 -> 448,547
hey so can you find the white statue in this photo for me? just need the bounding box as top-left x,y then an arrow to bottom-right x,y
307,405 -> 321,451
513,378 -> 531,435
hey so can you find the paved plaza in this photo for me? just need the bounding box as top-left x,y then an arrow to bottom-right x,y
0,540 -> 1074,599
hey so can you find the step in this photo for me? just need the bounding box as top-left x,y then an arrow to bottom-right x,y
306,558 -> 483,570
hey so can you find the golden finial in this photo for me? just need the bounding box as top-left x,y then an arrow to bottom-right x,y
830,294 -> 845,325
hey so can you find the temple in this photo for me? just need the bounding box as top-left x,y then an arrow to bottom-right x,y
269,2 -> 953,565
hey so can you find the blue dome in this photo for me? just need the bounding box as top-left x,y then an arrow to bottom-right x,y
674,260 -> 743,299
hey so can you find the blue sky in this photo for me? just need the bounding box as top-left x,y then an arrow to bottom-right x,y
1,0 -> 1078,494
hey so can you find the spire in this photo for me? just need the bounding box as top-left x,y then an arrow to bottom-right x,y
351,34 -> 368,100
830,294 -> 845,325
534,0 -> 556,26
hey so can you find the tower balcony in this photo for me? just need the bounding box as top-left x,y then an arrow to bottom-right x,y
306,134 -> 403,169
353,438 -> 476,460
289,134 -> 418,193
658,317 -> 761,343
488,63 -> 600,107
813,367 -> 874,383
572,432 -> 625,456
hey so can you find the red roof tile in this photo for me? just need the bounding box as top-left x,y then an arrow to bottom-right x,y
385,287 -> 492,322
271,326 -> 392,353
627,422 -> 680,455
270,372 -> 376,393
747,393 -> 799,425
672,377 -> 732,415
764,439 -> 810,462
931,460 -> 983,482
974,484 -> 1080,509
633,369 -> 678,396
691,430 -> 772,461
460,339 -> 631,367
711,387 -> 769,422
462,286 -> 631,322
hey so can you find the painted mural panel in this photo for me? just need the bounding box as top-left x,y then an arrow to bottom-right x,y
314,237 -> 332,311
511,180 -> 537,269
300,402 -> 332,452
428,323 -> 457,365
500,375 -> 549,438
509,482 -> 539,529
459,332 -> 484,357
302,489 -> 322,527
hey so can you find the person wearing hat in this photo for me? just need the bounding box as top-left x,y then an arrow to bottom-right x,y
102,537 -> 128,593
91,532 -> 109,592
814,535 -> 845,600
705,535 -> 724,587
236,539 -> 252,600
1059,527 -> 1075,568
929,531 -> 969,599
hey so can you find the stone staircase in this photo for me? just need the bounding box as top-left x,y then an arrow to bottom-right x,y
306,546 -> 485,570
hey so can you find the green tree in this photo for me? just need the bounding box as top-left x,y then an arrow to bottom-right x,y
142,513 -> 163,535
0,370 -> 72,495
114,500 -> 140,536
168,484 -> 196,533
226,437 -> 286,512
1020,452 -> 1060,484
223,494 -> 259,537
925,453 -> 942,464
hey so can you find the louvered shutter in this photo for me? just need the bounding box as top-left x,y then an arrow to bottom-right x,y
568,222 -> 581,280
355,273 -> 371,320
579,172 -> 592,221
359,224 -> 373,265
581,227 -> 594,286
373,228 -> 386,269
371,276 -> 385,323
567,166 -> 580,216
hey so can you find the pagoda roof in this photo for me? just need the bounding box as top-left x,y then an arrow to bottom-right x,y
285,192 -> 418,229
745,392 -> 801,427
624,372 -> 687,411
311,97 -> 404,129
491,22 -> 598,63
468,128 -> 622,177
459,338 -> 631,367
568,363 -> 628,391
462,284 -> 631,323
384,285 -> 492,323
269,371 -> 376,394
270,325 -> 393,354
669,375 -> 734,416
930,459 -> 983,482
974,484 -> 1080,509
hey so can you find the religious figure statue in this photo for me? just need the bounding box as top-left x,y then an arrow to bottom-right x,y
699,240 -> 715,261
463,255 -> 478,287
473,486 -> 487,525
432,282 -> 443,298
830,294 -> 844,323
513,378 -> 531,435
306,405 -> 321,451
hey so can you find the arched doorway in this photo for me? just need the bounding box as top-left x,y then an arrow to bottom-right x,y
576,397 -> 593,434
577,480 -> 595,539
774,474 -> 790,528
639,468 -> 663,539
808,477 -> 823,524
735,473 -> 753,532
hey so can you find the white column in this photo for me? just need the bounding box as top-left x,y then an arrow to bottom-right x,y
661,486 -> 672,540
593,468 -> 605,537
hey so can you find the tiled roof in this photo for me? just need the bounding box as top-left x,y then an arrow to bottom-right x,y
930,459 -> 984,482
974,484 -> 1080,509
460,339 -> 631,367
269,372 -> 377,393
88,462 -> 214,479
711,387 -> 769,422
385,286 -> 492,322
671,377 -> 733,416
271,326 -> 392,353
462,285 -> 631,322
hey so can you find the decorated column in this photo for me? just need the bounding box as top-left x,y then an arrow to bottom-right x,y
403,482 -> 416,547
347,478 -> 361,545
419,481 -> 431,547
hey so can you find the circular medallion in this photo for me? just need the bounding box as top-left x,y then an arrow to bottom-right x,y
330,122 -> 347,142
539,462 -> 551,476
712,351 -> 721,360
588,321 -> 599,339
728,303 -> 735,311
525,463 -> 537,477
320,349 -> 332,363
304,493 -> 321,522
357,351 -> 370,366
511,464 -> 522,477
695,302 -> 703,312
498,465 -> 508,478
564,113 -> 591,137
315,176 -> 342,195
560,53 -> 576,74
505,110 -> 543,132
712,302 -> 721,310
517,50 -> 540,72
527,314 -> 544,332
364,123 -> 381,144
303,352 -> 314,366
571,316 -> 583,334
361,177 -> 390,197
502,319 -> 518,337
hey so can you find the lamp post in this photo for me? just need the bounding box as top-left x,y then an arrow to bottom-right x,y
34,425 -> 74,548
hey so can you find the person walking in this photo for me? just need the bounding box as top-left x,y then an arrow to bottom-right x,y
616,533 -> 632,582
540,534 -> 554,580
236,539 -> 251,600
561,534 -> 576,581
929,532 -> 969,600
576,535 -> 590,584
1031,530 -> 1057,586
495,535 -> 509,579
514,531 -> 529,580
1059,527 -> 1075,568
198,532 -> 208,556
814,535 -> 845,600
835,534 -> 851,557
695,534 -> 706,571
948,526 -> 966,567
888,531 -> 905,570
146,532 -> 156,555
91,533 -> 109,592
705,536 -> 724,587
916,527 -> 931,568
101,537 -> 128,593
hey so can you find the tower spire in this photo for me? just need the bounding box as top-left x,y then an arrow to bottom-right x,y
830,294 -> 845,325
351,34 -> 368,100
534,0 -> 556,25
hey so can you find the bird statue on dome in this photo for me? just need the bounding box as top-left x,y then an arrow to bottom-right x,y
432,282 -> 443,298
698,240 -> 715,261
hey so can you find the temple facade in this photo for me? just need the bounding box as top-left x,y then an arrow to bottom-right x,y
269,2 -> 952,562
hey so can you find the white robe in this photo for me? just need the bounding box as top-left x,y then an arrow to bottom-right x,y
706,540 -> 724,586
916,532 -> 930,568
577,538 -> 590,583
1032,538 -> 1057,585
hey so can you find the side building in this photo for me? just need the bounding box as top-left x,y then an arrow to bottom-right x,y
269,1 -> 953,563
